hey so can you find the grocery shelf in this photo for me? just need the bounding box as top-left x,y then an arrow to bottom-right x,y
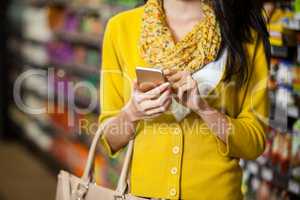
50,61 -> 100,77
22,84 -> 100,115
27,0 -> 67,7
9,103 -> 123,186
27,0 -> 127,15
54,31 -> 101,49
244,160 -> 300,196
8,106 -> 69,174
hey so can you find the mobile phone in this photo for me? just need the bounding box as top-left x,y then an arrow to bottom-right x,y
136,67 -> 165,92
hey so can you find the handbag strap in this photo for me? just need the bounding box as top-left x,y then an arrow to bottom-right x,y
116,140 -> 134,194
81,118 -> 134,196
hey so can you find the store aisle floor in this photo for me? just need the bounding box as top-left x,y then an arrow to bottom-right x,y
0,141 -> 56,200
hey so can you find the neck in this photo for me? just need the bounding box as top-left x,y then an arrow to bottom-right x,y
163,0 -> 204,21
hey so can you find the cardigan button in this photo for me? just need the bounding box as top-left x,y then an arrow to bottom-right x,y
169,188 -> 177,196
170,167 -> 178,175
172,146 -> 180,154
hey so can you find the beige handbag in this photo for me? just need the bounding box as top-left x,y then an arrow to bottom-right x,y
55,119 -> 147,200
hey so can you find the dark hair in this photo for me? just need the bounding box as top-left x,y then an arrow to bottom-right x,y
212,0 -> 270,85
142,0 -> 270,85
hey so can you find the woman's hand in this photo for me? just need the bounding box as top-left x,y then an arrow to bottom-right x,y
123,81 -> 172,122
164,69 -> 206,112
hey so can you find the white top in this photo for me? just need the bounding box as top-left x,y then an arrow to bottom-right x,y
170,49 -> 228,121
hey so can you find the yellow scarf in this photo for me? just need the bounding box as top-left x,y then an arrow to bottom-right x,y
139,0 -> 222,72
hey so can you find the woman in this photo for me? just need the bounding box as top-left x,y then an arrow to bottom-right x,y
99,0 -> 270,199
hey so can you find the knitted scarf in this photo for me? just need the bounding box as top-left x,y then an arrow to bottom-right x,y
139,0 -> 222,72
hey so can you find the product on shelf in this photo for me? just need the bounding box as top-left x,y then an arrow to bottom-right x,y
268,7 -> 293,46
292,120 -> 300,167
293,66 -> 300,95
23,6 -> 52,42
22,43 -> 49,66
47,40 -> 100,73
48,5 -> 65,31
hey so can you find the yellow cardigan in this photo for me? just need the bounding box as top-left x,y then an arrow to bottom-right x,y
99,6 -> 269,200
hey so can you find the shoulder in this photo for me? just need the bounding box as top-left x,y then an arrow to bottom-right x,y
244,30 -> 269,80
244,29 -> 269,68
244,30 -> 260,56
106,6 -> 144,30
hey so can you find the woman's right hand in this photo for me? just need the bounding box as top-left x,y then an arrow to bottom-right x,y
123,81 -> 172,122
102,81 -> 172,152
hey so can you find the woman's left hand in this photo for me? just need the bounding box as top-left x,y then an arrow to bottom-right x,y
164,69 -> 229,143
164,69 -> 205,112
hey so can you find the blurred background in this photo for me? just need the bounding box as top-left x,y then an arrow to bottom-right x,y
1,0 -> 300,200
